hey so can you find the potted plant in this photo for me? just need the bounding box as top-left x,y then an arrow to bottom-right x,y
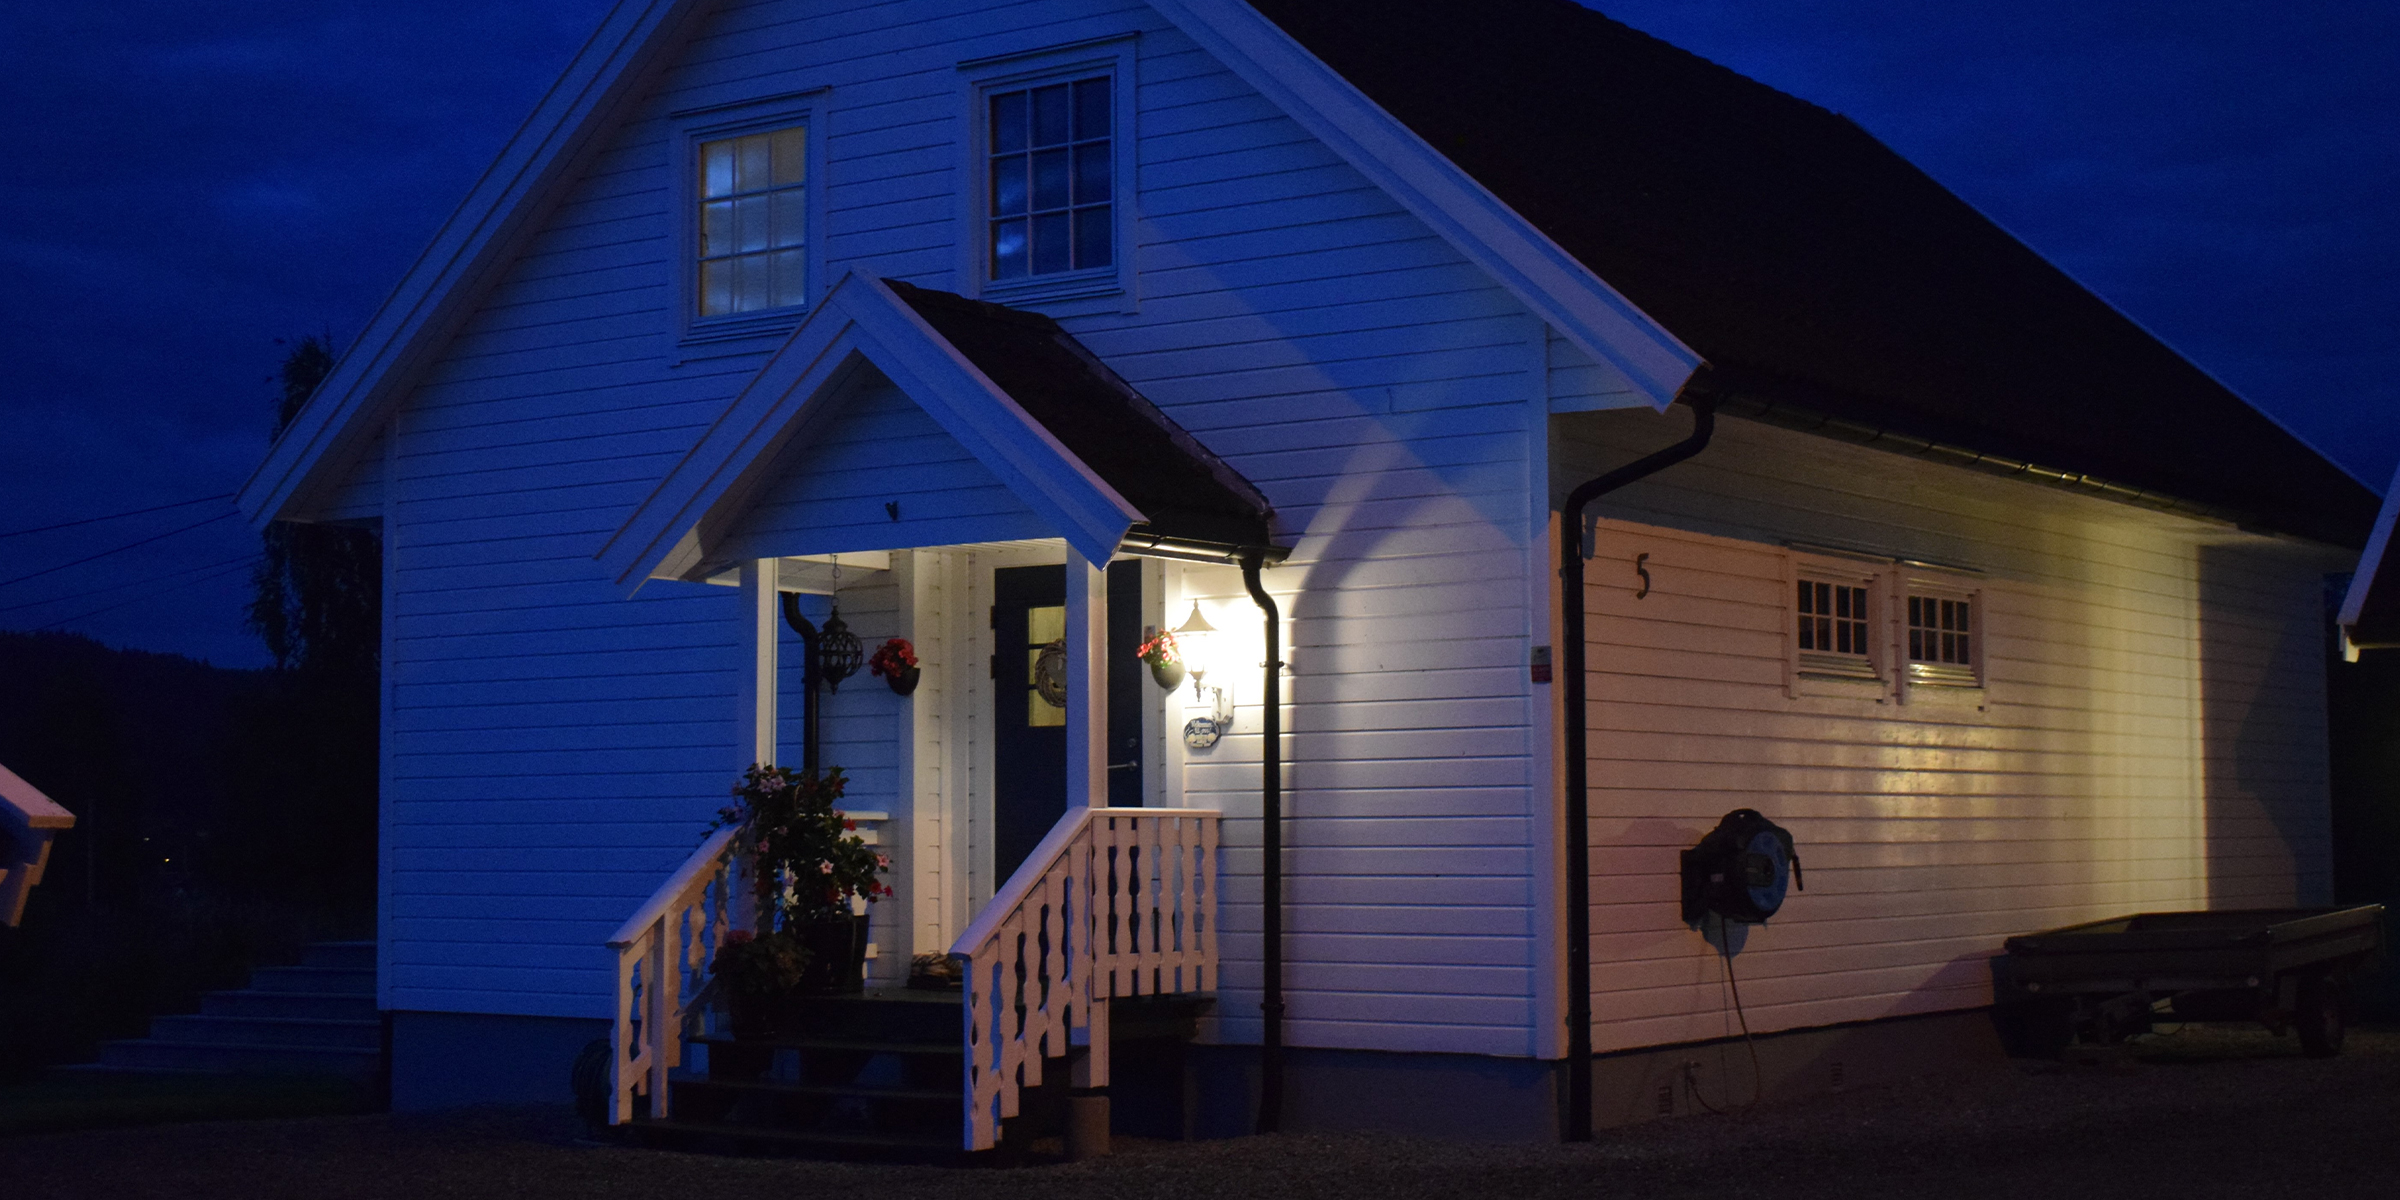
1136,628 -> 1186,691
715,764 -> 892,995
710,929 -> 810,1038
869,637 -> 920,696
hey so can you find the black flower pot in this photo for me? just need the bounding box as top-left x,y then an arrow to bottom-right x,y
787,914 -> 871,994
884,665 -> 921,696
1148,658 -> 1187,691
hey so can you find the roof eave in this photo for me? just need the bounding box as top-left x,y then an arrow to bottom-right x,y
236,0 -> 713,529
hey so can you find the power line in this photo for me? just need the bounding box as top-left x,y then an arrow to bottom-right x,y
37,557 -> 262,632
0,552 -> 262,615
0,493 -> 236,540
0,510 -> 237,591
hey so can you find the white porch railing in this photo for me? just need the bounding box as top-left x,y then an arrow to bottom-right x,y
605,810 -> 891,1125
950,806 -> 1220,1151
0,761 -> 75,928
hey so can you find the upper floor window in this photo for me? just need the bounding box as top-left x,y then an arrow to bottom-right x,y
697,126 -> 808,317
987,76 -> 1113,281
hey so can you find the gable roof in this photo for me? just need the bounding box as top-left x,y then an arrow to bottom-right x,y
884,281 -> 1275,555
237,0 -> 707,529
1238,0 -> 2378,547
600,274 -> 1274,587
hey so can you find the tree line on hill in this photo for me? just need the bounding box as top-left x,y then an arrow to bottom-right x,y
0,337 -> 378,1080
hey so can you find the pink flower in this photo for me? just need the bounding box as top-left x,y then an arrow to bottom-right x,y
875,854 -> 891,869
818,861 -> 834,874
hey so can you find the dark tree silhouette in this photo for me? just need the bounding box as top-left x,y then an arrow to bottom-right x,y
247,337 -> 380,675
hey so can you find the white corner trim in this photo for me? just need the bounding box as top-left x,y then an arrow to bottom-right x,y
2338,458 -> 2400,628
237,0 -> 711,529
1146,0 -> 1702,409
597,273 -> 1143,592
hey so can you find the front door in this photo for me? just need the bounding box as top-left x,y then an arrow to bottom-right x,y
990,560 -> 1148,885
991,565 -> 1067,886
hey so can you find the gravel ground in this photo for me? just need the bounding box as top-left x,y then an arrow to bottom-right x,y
5,1026 -> 2396,1200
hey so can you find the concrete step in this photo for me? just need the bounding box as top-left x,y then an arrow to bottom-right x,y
147,1014 -> 380,1051
201,989 -> 378,1023
92,1039 -> 379,1079
248,965 -> 374,996
630,1116 -> 959,1161
300,941 -> 376,972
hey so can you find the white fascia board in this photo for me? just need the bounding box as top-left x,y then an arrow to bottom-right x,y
597,274 -> 1143,592
236,0 -> 711,529
1148,0 -> 1702,410
2338,458 -> 2400,628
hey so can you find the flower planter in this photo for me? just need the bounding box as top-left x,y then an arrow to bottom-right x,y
885,665 -> 921,696
1147,658 -> 1187,691
787,914 -> 871,994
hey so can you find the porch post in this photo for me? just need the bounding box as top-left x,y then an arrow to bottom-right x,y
736,558 -> 779,769
1063,550 -> 1107,811
1062,548 -> 1111,1158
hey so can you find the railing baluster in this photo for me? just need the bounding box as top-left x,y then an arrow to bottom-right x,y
947,808 -> 1220,1150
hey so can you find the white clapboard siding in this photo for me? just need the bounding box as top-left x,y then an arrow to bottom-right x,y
356,0 -> 1562,1046
1555,410 -> 2340,1052
718,375 -> 1052,561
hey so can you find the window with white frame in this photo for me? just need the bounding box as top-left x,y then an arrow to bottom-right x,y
1904,583 -> 1980,686
986,76 -> 1113,281
1794,572 -> 1879,680
695,125 -> 808,317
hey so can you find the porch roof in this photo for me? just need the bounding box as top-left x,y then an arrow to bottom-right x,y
885,281 -> 1275,558
598,274 -> 1278,590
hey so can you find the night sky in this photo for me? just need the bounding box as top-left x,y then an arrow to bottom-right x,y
1,1 -> 2393,668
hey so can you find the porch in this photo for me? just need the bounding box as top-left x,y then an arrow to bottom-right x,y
592,277 -> 1289,1155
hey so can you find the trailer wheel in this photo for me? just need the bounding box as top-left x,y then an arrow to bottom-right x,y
2294,974 -> 2347,1058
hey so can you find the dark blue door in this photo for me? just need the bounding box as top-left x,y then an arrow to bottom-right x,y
990,561 -> 1146,886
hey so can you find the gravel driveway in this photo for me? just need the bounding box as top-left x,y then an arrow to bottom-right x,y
7,1026 -> 2395,1200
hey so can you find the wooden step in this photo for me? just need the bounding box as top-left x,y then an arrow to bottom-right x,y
677,1076 -> 957,1105
687,1034 -> 963,1057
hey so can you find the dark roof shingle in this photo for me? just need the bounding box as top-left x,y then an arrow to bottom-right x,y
887,279 -> 1277,553
1247,0 -> 2376,545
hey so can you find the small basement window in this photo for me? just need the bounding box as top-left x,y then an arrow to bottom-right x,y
1796,575 -> 1878,681
1905,589 -> 1979,686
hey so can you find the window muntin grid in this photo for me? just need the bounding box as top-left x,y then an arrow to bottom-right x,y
1797,580 -> 1870,656
1906,593 -> 1977,684
1795,578 -> 1878,680
697,127 -> 807,317
988,76 -> 1111,281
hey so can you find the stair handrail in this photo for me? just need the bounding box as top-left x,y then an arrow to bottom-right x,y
606,826 -> 740,1125
0,761 -> 75,928
950,805 -> 1220,1150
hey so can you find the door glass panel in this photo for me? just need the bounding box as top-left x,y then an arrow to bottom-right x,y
1026,605 -> 1065,727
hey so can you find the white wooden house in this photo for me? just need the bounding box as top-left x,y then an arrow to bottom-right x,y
237,0 -> 2376,1147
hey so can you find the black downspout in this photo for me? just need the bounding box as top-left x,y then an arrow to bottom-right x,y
1240,550 -> 1285,1133
1560,397 -> 1715,1141
779,591 -> 823,772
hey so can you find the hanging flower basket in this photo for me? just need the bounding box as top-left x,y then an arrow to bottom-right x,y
869,637 -> 920,695
1136,629 -> 1186,691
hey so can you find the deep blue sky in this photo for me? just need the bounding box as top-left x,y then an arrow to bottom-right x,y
1,1 -> 2393,668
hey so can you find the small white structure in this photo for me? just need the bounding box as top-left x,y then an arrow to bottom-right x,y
0,762 -> 74,928
237,0 -> 2375,1143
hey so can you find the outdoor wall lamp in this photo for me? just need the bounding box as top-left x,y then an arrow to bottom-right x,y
1175,601 -> 1235,749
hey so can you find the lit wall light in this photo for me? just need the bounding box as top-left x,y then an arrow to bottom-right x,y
1176,601 -> 1235,749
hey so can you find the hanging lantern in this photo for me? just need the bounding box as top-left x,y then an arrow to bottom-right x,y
818,606 -> 864,693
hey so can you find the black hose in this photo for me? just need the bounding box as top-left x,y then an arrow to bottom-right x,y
1560,397 -> 1715,1140
1241,550 -> 1285,1133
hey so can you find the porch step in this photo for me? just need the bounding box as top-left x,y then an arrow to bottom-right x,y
77,939 -> 380,1080
627,989 -> 973,1160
